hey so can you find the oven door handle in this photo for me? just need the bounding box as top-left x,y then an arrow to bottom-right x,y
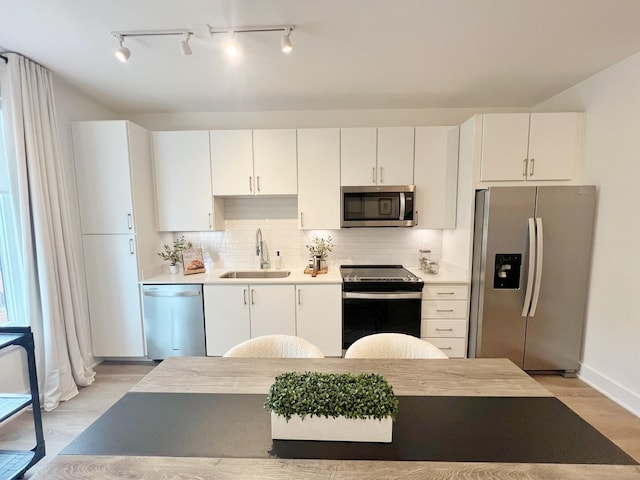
342,292 -> 423,300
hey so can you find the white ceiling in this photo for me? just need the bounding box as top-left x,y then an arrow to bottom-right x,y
3,0 -> 640,114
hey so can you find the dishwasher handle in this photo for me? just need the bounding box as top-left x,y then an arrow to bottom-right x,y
143,290 -> 201,297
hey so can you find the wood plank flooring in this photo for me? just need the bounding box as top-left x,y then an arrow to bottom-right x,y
0,362 -> 638,479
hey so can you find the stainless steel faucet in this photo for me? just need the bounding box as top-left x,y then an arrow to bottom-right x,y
256,228 -> 270,269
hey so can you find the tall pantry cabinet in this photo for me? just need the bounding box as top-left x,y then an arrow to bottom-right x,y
72,121 -> 161,357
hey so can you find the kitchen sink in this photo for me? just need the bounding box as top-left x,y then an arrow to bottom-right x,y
219,270 -> 291,279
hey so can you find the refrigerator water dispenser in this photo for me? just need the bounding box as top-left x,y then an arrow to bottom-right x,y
494,254 -> 521,289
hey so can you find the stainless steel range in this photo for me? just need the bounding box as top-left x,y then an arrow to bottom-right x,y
340,265 -> 424,349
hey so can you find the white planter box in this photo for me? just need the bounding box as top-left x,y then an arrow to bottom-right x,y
270,412 -> 393,443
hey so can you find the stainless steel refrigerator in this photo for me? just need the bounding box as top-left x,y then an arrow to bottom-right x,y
468,186 -> 596,374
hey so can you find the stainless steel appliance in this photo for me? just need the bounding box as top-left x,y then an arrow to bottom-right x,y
142,284 -> 206,360
469,186 -> 596,374
341,185 -> 416,227
341,265 -> 424,349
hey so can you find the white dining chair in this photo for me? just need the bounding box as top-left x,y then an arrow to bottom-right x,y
222,334 -> 325,358
344,333 -> 449,359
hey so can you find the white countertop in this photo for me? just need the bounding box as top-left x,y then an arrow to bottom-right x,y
142,265 -> 468,285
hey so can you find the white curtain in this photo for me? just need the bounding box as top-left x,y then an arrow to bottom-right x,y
1,53 -> 95,410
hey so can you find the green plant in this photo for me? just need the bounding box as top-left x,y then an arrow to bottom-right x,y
305,234 -> 334,259
265,371 -> 399,421
157,234 -> 190,266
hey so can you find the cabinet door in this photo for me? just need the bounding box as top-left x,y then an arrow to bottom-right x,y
297,128 -> 341,229
527,113 -> 580,181
210,130 -> 254,195
340,128 -> 377,186
73,121 -> 134,234
480,113 -> 530,181
82,234 -> 144,357
153,131 -> 218,231
203,285 -> 250,356
414,126 -> 459,228
253,129 -> 298,195
377,127 -> 415,185
295,284 -> 342,357
250,285 -> 296,337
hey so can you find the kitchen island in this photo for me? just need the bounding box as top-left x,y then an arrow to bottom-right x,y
33,357 -> 639,479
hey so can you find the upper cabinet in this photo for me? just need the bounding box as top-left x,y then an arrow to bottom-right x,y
152,130 -> 224,231
73,121 -> 136,234
210,129 -> 297,196
414,126 -> 459,229
340,127 -> 415,186
480,113 -> 583,182
297,128 -> 341,230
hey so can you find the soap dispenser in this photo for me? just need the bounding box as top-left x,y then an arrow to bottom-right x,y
275,251 -> 283,269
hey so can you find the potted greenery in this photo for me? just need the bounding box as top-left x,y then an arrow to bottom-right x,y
265,371 -> 399,442
305,234 -> 334,270
157,234 -> 190,273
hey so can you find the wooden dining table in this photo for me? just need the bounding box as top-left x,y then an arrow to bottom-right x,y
33,357 -> 640,479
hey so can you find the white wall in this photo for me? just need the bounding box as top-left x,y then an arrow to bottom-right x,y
535,52 -> 640,416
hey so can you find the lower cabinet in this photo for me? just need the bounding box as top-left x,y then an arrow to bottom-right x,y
295,284 -> 342,357
421,283 -> 469,358
203,283 -> 341,357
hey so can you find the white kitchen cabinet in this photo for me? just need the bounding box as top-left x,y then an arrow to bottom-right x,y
73,121 -> 161,358
480,113 -> 582,182
203,284 -> 295,356
421,283 -> 469,358
82,235 -> 145,357
210,129 -> 297,196
203,285 -> 250,356
253,129 -> 298,195
414,126 -> 459,228
152,130 -> 224,231
73,121 -> 136,234
340,127 -> 414,186
295,284 -> 342,356
297,128 -> 341,229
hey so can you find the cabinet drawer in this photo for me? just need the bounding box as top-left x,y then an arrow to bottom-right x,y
424,337 -> 467,358
423,284 -> 468,300
422,300 -> 468,318
421,319 -> 467,338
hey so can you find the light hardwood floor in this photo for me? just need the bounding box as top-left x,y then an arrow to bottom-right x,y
0,362 -> 638,479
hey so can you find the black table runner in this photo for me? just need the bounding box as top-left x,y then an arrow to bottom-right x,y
62,392 -> 637,465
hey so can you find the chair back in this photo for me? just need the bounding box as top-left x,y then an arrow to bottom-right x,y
344,333 -> 449,359
223,334 -> 325,358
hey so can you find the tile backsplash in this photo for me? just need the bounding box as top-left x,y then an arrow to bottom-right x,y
182,197 -> 442,270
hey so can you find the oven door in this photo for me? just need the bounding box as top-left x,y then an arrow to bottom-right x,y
342,291 -> 422,349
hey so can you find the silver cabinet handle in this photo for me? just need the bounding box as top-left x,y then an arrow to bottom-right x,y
415,210 -> 419,226
436,309 -> 454,313
208,213 -> 212,229
440,346 -> 453,351
522,159 -> 528,177
300,212 -> 304,228
243,289 -> 248,305
435,328 -> 454,332
251,289 -> 255,305
129,238 -> 134,254
529,158 -> 535,176
379,166 -> 384,183
127,213 -> 133,230
297,289 -> 302,305
249,176 -> 252,193
256,176 -> 261,192
372,166 -> 376,183
436,292 -> 456,296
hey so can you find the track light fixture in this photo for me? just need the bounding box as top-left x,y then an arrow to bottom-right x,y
114,34 -> 130,63
111,24 -> 295,62
180,33 -> 192,56
281,28 -> 293,53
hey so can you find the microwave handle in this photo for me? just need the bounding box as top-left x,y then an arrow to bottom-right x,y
399,192 -> 406,220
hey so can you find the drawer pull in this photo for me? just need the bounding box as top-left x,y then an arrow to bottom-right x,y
436,309 -> 455,313
440,346 -> 453,351
436,292 -> 456,295
435,328 -> 454,332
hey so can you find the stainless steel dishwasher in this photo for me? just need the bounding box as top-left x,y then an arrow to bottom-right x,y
142,284 -> 206,360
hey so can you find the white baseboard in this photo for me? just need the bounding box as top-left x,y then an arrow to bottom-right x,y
578,363 -> 640,418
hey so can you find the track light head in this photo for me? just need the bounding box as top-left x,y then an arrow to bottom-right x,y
114,34 -> 130,63
180,33 -> 192,56
226,32 -> 238,58
281,28 -> 292,53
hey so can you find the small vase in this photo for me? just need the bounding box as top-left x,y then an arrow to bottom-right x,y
169,264 -> 179,274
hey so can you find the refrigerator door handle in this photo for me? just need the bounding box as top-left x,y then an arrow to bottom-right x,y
522,217 -> 537,317
529,217 -> 544,316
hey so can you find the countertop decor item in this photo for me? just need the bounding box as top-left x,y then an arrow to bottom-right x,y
182,248 -> 206,275
265,371 -> 398,442
305,234 -> 333,261
157,234 -> 191,273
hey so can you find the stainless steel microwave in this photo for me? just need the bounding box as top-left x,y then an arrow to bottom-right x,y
341,185 -> 416,227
